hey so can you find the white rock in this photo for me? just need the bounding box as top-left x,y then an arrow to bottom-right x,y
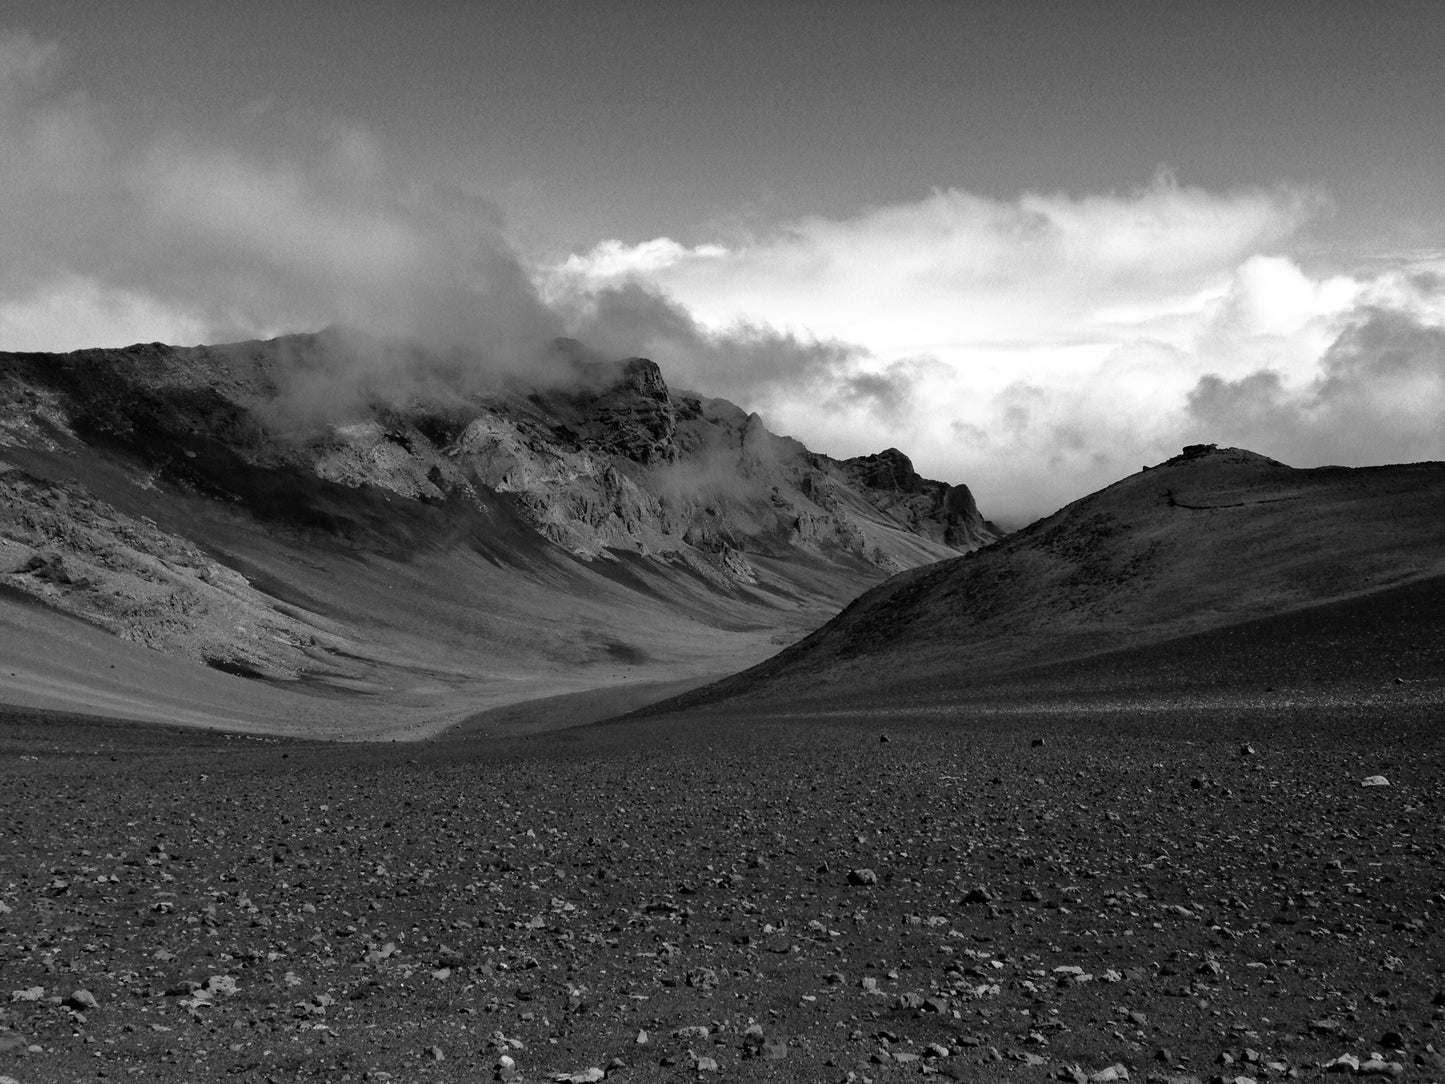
1361,776 -> 1390,787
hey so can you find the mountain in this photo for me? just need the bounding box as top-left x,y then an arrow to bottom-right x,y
0,330 -> 996,737
664,444 -> 1445,714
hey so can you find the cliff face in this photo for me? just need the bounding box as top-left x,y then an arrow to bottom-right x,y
840,447 -> 997,551
0,331 -> 998,689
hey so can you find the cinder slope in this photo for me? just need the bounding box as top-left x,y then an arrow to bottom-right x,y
670,446 -> 1445,712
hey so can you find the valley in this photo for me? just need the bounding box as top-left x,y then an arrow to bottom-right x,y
1,342 -> 1442,1084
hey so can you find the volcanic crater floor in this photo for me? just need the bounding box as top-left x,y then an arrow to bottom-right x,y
0,701 -> 1441,1084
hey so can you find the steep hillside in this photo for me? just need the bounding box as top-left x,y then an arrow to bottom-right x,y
669,445 -> 1445,712
0,330 -> 995,736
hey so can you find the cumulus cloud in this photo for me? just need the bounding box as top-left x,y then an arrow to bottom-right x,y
554,171 -> 1315,360
552,178 -> 1445,521
1187,305 -> 1445,467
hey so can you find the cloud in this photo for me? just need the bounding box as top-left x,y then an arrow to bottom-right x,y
1186,305 -> 1445,467
0,27 -> 912,437
554,171 -> 1315,360
551,175 -> 1332,518
558,279 -> 873,403
0,29 -> 563,370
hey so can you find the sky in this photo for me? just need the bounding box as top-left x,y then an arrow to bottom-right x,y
2,1 -> 1443,522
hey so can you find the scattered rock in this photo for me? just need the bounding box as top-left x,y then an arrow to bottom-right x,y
1089,1062 -> 1130,1082
64,988 -> 98,1011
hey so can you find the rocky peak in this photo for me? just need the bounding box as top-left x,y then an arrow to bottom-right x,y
539,355 -> 678,465
845,448 -> 923,492
836,447 -> 997,552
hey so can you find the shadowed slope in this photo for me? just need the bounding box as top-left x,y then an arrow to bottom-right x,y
662,447 -> 1445,714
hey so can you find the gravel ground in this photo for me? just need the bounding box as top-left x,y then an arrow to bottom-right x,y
1,699 -> 1441,1084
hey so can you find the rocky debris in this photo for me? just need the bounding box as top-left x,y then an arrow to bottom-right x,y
1,691 -> 1439,1083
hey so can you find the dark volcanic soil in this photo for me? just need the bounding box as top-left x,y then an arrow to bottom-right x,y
1,698 -> 1441,1084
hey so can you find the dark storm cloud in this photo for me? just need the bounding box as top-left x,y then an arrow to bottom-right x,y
830,357 -> 943,421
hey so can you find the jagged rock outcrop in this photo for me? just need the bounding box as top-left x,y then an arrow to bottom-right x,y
563,357 -> 678,464
840,447 -> 998,550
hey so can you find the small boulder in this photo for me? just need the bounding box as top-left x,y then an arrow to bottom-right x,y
65,989 -> 99,1012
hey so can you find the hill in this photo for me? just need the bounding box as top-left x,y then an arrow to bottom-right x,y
663,445 -> 1445,715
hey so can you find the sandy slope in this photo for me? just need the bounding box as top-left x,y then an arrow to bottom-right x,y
0,559 -> 787,741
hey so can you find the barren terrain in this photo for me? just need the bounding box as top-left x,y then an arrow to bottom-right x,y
1,680 -> 1441,1084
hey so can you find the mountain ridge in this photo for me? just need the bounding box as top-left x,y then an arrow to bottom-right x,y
0,330 -> 997,737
